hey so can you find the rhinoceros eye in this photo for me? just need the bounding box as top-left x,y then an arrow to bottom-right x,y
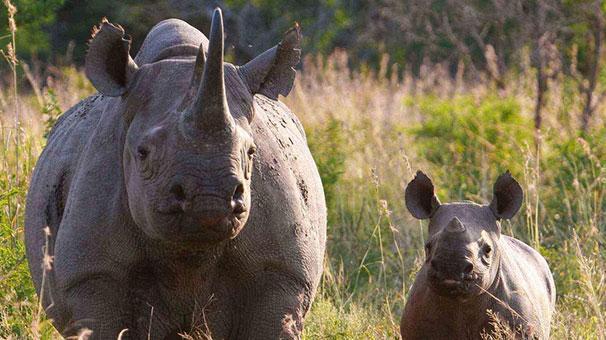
241,145 -> 255,180
137,146 -> 149,161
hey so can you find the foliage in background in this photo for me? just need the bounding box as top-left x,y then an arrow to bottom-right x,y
0,1 -> 601,77
44,0 -> 365,65
408,95 -> 531,201
41,88 -> 61,138
0,0 -> 64,60
306,118 -> 346,223
3,0 -> 606,132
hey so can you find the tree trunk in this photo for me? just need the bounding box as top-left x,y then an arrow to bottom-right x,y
581,10 -> 603,132
535,64 -> 546,131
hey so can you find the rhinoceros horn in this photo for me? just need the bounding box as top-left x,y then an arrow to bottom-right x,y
187,8 -> 234,134
445,217 -> 466,233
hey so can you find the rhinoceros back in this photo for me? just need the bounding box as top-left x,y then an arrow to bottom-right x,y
135,19 -> 208,65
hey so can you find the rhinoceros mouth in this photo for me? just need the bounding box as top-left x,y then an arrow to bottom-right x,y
429,280 -> 472,298
427,269 -> 481,298
147,202 -> 248,245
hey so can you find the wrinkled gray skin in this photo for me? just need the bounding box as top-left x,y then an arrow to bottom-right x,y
25,9 -> 326,339
400,171 -> 555,339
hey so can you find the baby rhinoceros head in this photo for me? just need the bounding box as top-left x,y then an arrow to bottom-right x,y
405,171 -> 523,300
84,9 -> 301,247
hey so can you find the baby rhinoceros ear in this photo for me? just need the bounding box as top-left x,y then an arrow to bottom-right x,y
405,171 -> 441,219
489,171 -> 523,220
238,23 -> 302,99
85,18 -> 139,97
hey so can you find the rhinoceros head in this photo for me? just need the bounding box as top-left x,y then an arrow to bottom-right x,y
405,171 -> 523,299
84,9 -> 301,246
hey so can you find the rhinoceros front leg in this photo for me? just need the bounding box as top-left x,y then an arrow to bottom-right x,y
232,271 -> 312,340
60,277 -> 138,339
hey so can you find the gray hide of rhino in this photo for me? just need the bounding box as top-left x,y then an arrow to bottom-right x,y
400,171 -> 555,339
25,9 -> 326,339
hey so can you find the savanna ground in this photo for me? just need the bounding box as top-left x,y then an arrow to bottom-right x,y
1,22 -> 606,340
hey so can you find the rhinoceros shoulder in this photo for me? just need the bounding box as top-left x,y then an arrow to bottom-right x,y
30,94 -> 106,221
500,236 -> 553,283
496,235 -> 556,333
46,94 -> 104,142
252,94 -> 307,143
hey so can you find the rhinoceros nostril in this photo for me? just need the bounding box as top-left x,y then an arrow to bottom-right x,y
430,259 -> 439,271
233,183 -> 244,199
231,184 -> 246,215
170,183 -> 187,203
463,262 -> 474,275
158,183 -> 187,215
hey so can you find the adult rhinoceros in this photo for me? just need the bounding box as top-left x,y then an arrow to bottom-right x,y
25,9 -> 326,339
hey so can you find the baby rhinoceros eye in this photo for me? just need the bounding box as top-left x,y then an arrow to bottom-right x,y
480,243 -> 493,266
480,243 -> 493,264
247,145 -> 256,158
483,244 -> 492,256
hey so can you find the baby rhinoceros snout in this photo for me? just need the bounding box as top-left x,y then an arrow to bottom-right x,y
430,257 -> 475,281
429,217 -> 477,281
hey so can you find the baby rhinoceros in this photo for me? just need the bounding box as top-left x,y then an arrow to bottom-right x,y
400,171 -> 555,339
25,8 -> 326,340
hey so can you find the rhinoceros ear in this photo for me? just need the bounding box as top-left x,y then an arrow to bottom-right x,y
85,18 -> 139,97
405,171 -> 441,219
238,23 -> 301,100
489,171 -> 523,220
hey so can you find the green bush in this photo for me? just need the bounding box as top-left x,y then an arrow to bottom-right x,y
540,128 -> 606,297
408,95 -> 533,201
306,118 -> 347,223
0,0 -> 64,59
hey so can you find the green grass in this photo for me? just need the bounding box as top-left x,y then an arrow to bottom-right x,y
1,55 -> 605,339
